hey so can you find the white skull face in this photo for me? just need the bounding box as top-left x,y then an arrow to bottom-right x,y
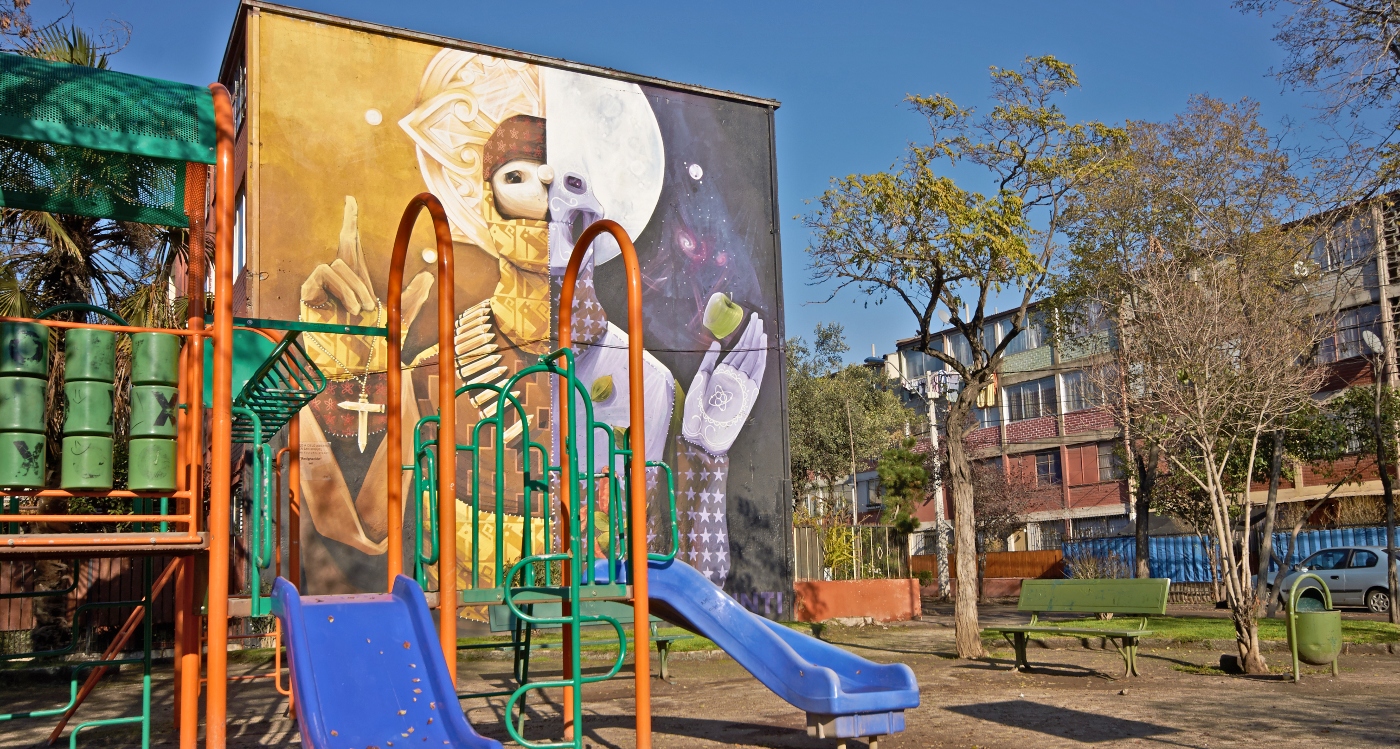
491,160 -> 553,221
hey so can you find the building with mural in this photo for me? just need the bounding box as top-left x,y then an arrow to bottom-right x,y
218,2 -> 793,620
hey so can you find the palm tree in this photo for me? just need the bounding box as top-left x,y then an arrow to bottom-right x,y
0,24 -> 199,651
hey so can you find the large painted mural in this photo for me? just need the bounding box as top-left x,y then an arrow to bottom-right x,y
237,10 -> 790,619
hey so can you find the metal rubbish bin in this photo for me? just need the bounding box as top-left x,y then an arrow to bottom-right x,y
1287,572 -> 1342,682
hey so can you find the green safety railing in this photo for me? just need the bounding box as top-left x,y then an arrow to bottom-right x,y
0,558 -> 156,749
229,333 -> 325,445
405,343 -> 680,747
231,406 -> 275,618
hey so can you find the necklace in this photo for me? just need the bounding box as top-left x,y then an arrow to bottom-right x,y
302,301 -> 387,452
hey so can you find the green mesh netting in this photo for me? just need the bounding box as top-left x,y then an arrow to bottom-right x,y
0,53 -> 216,227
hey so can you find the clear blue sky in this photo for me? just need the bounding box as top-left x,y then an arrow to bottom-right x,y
70,0 -> 1310,364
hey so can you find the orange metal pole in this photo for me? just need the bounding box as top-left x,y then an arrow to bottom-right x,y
558,219 -> 651,748
288,416 -> 300,589
386,194 -> 457,679
176,158 -> 207,744
0,317 -> 205,336
204,82 -> 236,749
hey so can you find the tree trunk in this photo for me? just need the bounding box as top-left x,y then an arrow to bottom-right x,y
1253,431 -> 1285,608
945,394 -> 983,659
1233,605 -> 1268,674
1133,443 -> 1157,579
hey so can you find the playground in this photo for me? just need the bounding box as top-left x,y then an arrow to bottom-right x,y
1,613 -> 1397,748
0,5 -> 916,749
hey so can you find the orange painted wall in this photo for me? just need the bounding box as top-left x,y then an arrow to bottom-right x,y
793,578 -> 922,623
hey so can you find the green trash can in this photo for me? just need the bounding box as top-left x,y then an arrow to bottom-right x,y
129,385 -> 178,438
0,431 -> 44,487
61,434 -> 112,490
64,328 -> 115,383
131,332 -> 180,386
1288,572 -> 1343,681
127,438 -> 176,492
0,322 -> 48,377
0,375 -> 46,432
63,381 -> 114,436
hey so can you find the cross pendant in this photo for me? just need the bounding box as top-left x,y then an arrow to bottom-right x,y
338,391 -> 386,453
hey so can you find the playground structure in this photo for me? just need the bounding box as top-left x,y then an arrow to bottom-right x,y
0,45 -> 918,749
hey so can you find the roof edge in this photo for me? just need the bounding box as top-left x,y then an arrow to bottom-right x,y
221,1 -> 780,109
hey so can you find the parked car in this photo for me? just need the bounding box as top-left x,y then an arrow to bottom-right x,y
1276,546 -> 1400,613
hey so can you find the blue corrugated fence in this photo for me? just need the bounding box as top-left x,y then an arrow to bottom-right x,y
1062,526 -> 1400,584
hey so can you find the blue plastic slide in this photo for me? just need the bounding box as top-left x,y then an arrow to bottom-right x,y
637,558 -> 921,739
271,576 -> 502,749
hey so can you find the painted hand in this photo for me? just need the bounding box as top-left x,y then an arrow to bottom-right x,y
299,196 -> 433,375
681,313 -> 767,456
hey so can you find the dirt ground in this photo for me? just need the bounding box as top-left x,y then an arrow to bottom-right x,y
3,605 -> 1398,748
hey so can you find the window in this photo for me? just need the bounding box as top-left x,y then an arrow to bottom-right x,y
982,321 -> 1003,355
1035,450 -> 1062,486
1317,306 -> 1381,363
1005,376 -> 1057,421
1303,549 -> 1350,571
1096,442 -> 1123,482
1003,315 -> 1047,356
899,345 -> 943,379
1061,370 -> 1101,413
974,405 -> 999,429
1350,550 -> 1379,568
1312,215 -> 1375,271
948,332 -> 973,366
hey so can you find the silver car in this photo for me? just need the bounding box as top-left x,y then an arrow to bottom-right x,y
1277,546 -> 1400,613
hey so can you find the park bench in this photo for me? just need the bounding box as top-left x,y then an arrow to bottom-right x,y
988,578 -> 1171,678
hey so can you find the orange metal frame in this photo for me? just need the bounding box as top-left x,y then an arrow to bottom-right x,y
385,193 -> 458,677
557,219 -> 653,748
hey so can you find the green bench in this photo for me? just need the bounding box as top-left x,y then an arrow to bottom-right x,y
988,578 -> 1171,678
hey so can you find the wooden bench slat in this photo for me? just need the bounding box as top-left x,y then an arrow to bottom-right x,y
1016,578 -> 1170,615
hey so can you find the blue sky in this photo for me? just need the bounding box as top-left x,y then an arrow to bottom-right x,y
70,0 -> 1312,363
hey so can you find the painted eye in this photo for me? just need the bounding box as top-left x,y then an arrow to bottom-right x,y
504,170 -> 526,185
565,175 -> 585,193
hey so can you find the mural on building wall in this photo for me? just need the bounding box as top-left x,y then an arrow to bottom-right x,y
247,14 -> 789,617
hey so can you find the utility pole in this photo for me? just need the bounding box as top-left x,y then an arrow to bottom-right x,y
844,398 -> 859,580
925,370 -> 951,598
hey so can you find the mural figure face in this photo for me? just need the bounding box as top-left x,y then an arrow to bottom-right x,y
491,159 -> 553,220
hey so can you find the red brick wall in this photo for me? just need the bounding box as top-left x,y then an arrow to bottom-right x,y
1064,407 -> 1114,435
1006,416 -> 1058,443
966,426 -> 1001,450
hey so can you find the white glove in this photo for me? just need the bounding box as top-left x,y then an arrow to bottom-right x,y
682,314 -> 767,456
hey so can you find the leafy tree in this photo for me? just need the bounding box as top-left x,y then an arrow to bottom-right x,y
875,438 -> 928,534
805,56 -> 1120,658
787,323 -> 912,520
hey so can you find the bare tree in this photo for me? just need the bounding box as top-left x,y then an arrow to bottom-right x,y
1115,244 -> 1324,673
969,460 -> 1032,603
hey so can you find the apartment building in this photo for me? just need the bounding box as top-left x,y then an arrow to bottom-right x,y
876,193 -> 1400,549
881,308 -> 1128,550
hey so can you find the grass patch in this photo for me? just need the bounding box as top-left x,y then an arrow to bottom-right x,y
982,615 -> 1400,644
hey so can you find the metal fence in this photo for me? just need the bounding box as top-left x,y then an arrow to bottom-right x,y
793,524 -> 909,581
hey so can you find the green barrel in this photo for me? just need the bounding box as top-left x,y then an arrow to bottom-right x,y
64,328 -> 115,383
129,385 -> 178,438
1294,609 -> 1343,666
0,375 -> 45,432
61,435 -> 112,490
0,322 -> 48,377
0,431 -> 44,487
126,438 -> 176,492
131,332 -> 180,386
63,381 -> 114,436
